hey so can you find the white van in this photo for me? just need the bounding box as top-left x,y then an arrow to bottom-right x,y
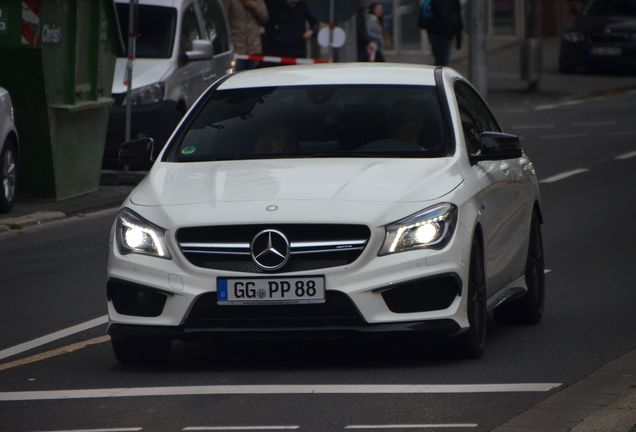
104,0 -> 234,169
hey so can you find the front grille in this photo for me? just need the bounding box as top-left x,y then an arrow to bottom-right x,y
185,290 -> 366,328
107,278 -> 168,317
177,224 -> 371,273
381,274 -> 461,314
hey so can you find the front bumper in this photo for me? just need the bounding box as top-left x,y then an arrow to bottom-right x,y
107,221 -> 473,338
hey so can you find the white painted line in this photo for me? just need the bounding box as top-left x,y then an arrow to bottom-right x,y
0,384 -> 562,402
30,429 -> 142,432
540,168 -> 590,184
535,100 -> 583,111
540,133 -> 588,140
544,269 -> 553,274
183,427 -> 299,431
614,151 -> 636,160
0,316 -> 108,361
345,425 -> 477,430
510,124 -> 555,130
571,121 -> 616,127
608,131 -> 636,136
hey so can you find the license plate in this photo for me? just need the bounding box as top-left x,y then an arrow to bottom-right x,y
589,47 -> 622,56
217,276 -> 325,305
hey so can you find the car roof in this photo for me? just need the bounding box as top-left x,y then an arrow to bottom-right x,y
218,63 -> 440,90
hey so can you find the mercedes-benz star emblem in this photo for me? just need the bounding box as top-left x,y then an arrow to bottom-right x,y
251,229 -> 290,271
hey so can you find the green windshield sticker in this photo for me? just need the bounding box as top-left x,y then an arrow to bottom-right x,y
181,145 -> 197,156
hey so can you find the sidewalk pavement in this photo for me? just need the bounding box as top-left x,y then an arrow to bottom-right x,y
1,35 -> 636,429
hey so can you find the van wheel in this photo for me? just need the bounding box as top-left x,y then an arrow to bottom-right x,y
494,212 -> 545,325
0,138 -> 17,213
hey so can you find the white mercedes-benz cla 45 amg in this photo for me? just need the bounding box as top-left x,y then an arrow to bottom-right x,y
107,64 -> 545,364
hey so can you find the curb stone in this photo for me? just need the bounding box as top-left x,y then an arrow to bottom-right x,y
0,211 -> 67,231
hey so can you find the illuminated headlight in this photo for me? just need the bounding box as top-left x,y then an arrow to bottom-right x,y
563,32 -> 585,43
115,208 -> 171,259
379,203 -> 458,256
123,82 -> 165,106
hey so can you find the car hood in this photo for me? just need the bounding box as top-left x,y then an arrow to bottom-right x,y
130,158 -> 464,207
112,58 -> 172,94
571,16 -> 636,33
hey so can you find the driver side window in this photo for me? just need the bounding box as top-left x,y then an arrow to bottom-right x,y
454,81 -> 500,156
180,5 -> 201,53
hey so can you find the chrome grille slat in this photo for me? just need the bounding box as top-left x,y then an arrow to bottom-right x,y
176,224 -> 371,273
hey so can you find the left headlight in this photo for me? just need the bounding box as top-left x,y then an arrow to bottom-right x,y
379,203 -> 458,256
115,208 -> 171,259
123,82 -> 165,106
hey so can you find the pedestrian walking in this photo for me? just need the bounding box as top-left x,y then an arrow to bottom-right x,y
224,0 -> 269,70
366,2 -> 387,62
262,0 -> 319,60
419,0 -> 463,66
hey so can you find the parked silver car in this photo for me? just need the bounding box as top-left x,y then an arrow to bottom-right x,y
0,86 -> 18,213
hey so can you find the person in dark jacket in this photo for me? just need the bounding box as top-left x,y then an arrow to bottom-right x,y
263,0 -> 319,59
356,0 -> 372,61
425,0 -> 463,66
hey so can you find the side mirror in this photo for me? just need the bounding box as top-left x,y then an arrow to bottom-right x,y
119,137 -> 155,166
184,39 -> 214,62
471,132 -> 522,163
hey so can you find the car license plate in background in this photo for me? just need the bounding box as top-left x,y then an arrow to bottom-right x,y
589,47 -> 622,56
217,276 -> 325,305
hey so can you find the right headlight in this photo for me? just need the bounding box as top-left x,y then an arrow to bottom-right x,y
115,208 -> 171,259
123,82 -> 165,106
563,31 -> 585,43
379,203 -> 458,256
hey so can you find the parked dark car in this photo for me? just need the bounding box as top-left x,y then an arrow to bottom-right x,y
559,0 -> 636,73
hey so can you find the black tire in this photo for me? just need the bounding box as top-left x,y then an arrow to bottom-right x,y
0,138 -> 17,213
111,336 -> 172,366
456,235 -> 487,359
494,212 -> 545,325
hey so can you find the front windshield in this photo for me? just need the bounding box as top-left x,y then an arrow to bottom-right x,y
116,4 -> 177,58
168,85 -> 449,162
583,0 -> 636,16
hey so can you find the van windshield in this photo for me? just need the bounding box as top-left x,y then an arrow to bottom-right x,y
167,85 -> 450,162
583,0 -> 636,16
116,4 -> 177,58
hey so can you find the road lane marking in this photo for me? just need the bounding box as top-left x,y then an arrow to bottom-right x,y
30,429 -> 142,432
544,269 -> 552,274
0,315 -> 108,361
345,425 -> 477,430
571,121 -> 616,127
0,336 -> 110,372
609,131 -> 636,136
615,151 -> 636,160
183,427 -> 299,431
510,124 -> 555,130
0,384 -> 562,401
540,168 -> 590,184
535,100 -> 583,111
540,133 -> 588,140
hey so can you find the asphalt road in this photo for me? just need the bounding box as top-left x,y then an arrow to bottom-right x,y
1,91 -> 635,432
